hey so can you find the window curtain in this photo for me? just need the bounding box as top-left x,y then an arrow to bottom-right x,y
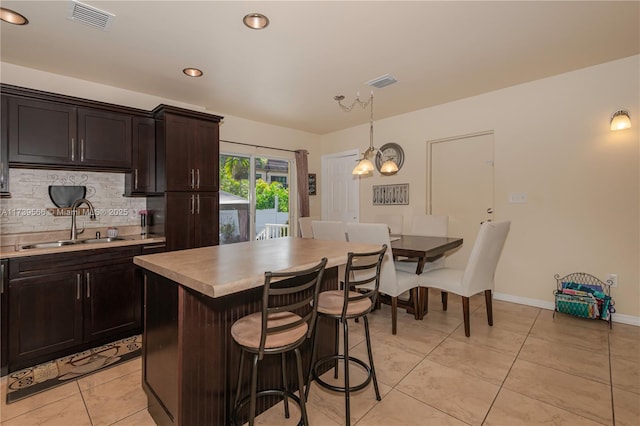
295,150 -> 310,218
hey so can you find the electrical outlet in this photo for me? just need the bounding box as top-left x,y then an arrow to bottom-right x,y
607,273 -> 618,288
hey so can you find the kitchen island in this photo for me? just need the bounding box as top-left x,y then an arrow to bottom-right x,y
133,237 -> 379,426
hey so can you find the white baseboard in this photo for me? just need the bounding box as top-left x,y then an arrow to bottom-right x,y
492,292 -> 640,327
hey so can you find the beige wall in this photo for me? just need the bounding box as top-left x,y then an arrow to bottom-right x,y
2,56 -> 638,322
319,56 -> 639,322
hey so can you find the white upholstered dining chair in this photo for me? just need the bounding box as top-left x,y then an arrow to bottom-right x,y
346,223 -> 421,335
311,220 -> 348,242
298,216 -> 316,238
373,214 -> 404,235
417,220 -> 510,337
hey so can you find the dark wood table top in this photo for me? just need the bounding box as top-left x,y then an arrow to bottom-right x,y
390,235 -> 463,259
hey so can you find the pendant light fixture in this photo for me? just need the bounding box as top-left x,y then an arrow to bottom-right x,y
610,110 -> 631,131
335,92 -> 398,176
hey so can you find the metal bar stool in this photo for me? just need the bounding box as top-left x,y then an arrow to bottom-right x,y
306,245 -> 387,426
231,257 -> 328,426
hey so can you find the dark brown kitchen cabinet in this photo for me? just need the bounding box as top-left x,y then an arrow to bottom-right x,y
1,96 -> 10,197
84,261 -> 140,341
124,116 -> 156,195
4,85 -> 135,171
1,259 -> 8,376
155,107 -> 221,192
165,192 -> 219,251
7,96 -> 77,166
7,246 -> 142,372
77,107 -> 132,169
8,270 -> 84,370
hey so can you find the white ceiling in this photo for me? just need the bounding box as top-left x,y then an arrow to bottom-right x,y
1,1 -> 638,134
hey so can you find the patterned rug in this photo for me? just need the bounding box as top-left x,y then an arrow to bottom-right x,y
6,335 -> 142,404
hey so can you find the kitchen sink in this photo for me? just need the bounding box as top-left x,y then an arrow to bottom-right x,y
20,237 -> 129,250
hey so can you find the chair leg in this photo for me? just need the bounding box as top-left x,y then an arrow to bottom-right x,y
421,287 -> 429,319
334,318 -> 340,379
411,288 -> 420,320
363,315 -> 381,401
294,348 -> 310,426
234,349 -> 246,409
281,353 -> 290,418
343,318 -> 351,426
249,354 -> 259,426
441,291 -> 448,311
391,296 -> 398,335
305,316 -> 319,400
461,296 -> 470,337
485,289 -> 493,326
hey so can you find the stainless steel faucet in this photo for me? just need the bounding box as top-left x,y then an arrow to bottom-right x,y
70,198 -> 97,240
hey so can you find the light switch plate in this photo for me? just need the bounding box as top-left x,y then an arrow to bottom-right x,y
509,192 -> 527,203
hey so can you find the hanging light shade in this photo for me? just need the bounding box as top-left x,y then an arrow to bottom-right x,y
380,160 -> 399,174
610,110 -> 631,131
353,158 -> 375,175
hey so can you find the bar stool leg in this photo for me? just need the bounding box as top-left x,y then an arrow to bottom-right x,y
343,318 -> 351,426
305,318 -> 319,400
234,349 -> 246,410
334,319 -> 340,378
249,354 -> 259,426
281,353 -> 290,418
363,315 -> 381,400
294,348 -> 310,426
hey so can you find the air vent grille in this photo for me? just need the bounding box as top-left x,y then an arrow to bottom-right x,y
69,0 -> 115,31
366,74 -> 398,89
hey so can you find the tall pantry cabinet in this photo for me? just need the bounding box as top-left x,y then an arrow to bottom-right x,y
153,105 -> 223,252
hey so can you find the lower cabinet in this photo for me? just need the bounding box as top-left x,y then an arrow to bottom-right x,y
7,246 -> 142,372
1,259 -> 9,375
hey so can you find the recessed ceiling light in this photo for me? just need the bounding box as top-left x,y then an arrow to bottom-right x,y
183,68 -> 203,77
0,7 -> 29,25
243,13 -> 269,30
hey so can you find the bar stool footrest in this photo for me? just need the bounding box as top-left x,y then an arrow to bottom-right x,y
312,355 -> 372,393
232,389 -> 305,426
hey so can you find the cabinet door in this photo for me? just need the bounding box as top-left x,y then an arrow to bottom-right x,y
194,192 -> 219,248
1,260 -> 8,375
126,116 -> 156,194
8,271 -> 83,367
8,97 -> 77,166
193,120 -> 219,191
84,262 -> 141,341
164,114 -> 195,191
78,107 -> 132,169
165,192 -> 196,251
1,96 -> 9,195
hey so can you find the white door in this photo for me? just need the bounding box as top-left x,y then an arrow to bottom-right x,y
429,132 -> 494,268
321,150 -> 360,222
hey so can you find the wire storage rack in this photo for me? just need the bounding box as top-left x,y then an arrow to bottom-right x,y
553,272 -> 615,329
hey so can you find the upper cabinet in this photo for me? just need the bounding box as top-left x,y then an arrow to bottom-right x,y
124,116 -> 156,195
154,105 -> 221,192
1,96 -> 9,197
7,97 -> 132,170
1,84 -> 149,172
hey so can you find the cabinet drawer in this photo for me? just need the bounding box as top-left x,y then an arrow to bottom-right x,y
10,246 -> 140,279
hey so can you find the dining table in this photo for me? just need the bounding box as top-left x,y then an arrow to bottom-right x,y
390,234 -> 463,320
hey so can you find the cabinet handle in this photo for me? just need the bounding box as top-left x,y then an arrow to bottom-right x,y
71,138 -> 76,161
134,169 -> 139,190
190,168 -> 195,189
76,274 -> 81,300
86,272 -> 91,298
80,139 -> 85,162
0,263 -> 5,294
196,194 -> 200,214
0,161 -> 4,189
190,194 -> 195,215
196,169 -> 200,189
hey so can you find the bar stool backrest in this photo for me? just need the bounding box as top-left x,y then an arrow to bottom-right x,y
342,245 -> 387,318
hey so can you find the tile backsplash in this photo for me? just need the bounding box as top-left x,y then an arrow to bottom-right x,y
0,169 -> 146,235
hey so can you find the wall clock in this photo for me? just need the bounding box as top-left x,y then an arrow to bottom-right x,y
375,142 -> 404,174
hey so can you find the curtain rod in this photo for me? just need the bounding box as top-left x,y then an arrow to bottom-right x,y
220,139 -> 301,153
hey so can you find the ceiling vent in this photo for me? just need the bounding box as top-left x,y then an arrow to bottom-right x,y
366,74 -> 398,89
68,0 -> 115,31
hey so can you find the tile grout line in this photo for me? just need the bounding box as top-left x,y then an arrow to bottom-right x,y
77,380 -> 96,426
608,329 -> 616,426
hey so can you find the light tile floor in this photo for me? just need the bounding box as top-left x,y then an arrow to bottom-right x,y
2,289 -> 639,425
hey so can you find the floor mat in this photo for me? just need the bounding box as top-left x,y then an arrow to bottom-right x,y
6,335 -> 141,403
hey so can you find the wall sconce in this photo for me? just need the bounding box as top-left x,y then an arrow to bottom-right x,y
610,110 -> 631,131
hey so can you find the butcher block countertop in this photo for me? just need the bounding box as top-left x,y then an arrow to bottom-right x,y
134,237 -> 380,299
